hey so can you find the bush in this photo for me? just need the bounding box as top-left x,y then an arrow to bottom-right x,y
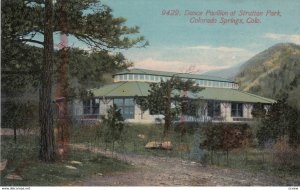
272,136 -> 299,167
98,104 -> 125,152
1,101 -> 37,129
200,123 -> 254,164
200,123 -> 253,151
256,98 -> 300,147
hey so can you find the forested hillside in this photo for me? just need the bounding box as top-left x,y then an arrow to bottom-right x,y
235,43 -> 300,109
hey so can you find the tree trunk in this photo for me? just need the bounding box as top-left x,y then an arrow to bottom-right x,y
163,81 -> 172,139
210,150 -> 214,164
226,150 -> 229,165
163,113 -> 171,139
56,46 -> 70,160
39,0 -> 55,162
56,0 -> 70,160
13,125 -> 17,143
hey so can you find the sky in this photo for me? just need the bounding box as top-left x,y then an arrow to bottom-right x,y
82,0 -> 300,73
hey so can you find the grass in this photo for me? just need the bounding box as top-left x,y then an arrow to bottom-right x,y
70,123 -> 195,158
202,148 -> 300,181
3,123 -> 297,185
69,123 -> 300,181
0,135 -> 132,186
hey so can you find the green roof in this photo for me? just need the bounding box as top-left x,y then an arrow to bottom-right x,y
187,88 -> 275,103
91,81 -> 275,104
115,68 -> 235,83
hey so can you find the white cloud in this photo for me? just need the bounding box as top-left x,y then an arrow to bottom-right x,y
185,45 -> 247,53
133,58 -> 230,73
263,33 -> 300,44
124,45 -> 254,73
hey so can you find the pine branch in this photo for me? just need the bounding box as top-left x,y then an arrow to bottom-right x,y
20,39 -> 44,46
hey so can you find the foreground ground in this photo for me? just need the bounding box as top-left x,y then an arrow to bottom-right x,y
69,144 -> 299,186
1,128 -> 299,186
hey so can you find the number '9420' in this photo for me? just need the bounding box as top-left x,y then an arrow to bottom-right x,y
161,9 -> 180,16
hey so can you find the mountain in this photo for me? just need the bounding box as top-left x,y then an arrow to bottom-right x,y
234,43 -> 300,109
203,63 -> 243,80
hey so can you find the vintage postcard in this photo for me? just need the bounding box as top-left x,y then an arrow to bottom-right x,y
1,0 -> 299,188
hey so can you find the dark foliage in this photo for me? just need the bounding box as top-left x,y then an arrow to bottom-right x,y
235,43 -> 300,110
135,77 -> 204,138
200,123 -> 254,152
100,104 -> 125,144
256,98 -> 300,147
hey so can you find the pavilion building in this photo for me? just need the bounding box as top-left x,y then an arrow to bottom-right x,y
72,68 -> 275,123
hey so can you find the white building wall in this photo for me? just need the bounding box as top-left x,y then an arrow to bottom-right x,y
220,102 -> 232,122
73,98 -> 257,123
100,98 -> 113,116
127,104 -> 164,123
133,104 -> 143,121
243,103 -> 253,118
72,99 -> 83,116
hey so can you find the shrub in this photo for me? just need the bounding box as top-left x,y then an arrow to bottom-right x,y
200,123 -> 253,151
272,136 -> 299,167
200,123 -> 254,164
99,104 -> 125,152
256,98 -> 300,147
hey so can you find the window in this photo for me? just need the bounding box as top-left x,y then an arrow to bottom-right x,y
207,101 -> 221,118
212,81 -> 217,87
150,75 -> 154,81
208,81 -> 212,87
114,98 -> 123,106
139,74 -> 145,80
83,98 -> 99,115
134,74 -> 139,80
113,98 -> 135,119
119,75 -> 124,81
221,82 -> 225,87
197,80 -> 203,86
145,75 -> 150,81
83,100 -> 91,114
128,74 -> 133,80
92,99 -> 100,114
231,103 -> 243,117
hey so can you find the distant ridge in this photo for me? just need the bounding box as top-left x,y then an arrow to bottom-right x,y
203,63 -> 243,80
234,43 -> 300,109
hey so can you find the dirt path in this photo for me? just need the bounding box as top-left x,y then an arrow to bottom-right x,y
69,144 -> 298,186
